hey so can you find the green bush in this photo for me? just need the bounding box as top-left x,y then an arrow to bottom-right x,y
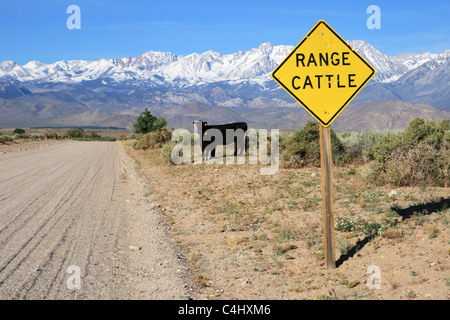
13,128 -> 25,135
30,133 -> 44,140
334,216 -> 365,233
338,129 -> 400,163
280,121 -> 345,168
0,135 -> 13,144
13,133 -> 31,140
66,128 -> 85,138
335,217 -> 386,237
366,118 -> 450,187
134,128 -> 171,150
362,221 -> 384,237
161,141 -> 176,164
86,135 -> 116,141
64,129 -> 116,141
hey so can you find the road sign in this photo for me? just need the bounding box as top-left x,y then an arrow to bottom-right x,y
272,20 -> 376,127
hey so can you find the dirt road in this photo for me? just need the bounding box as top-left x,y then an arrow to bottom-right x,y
0,141 -> 193,300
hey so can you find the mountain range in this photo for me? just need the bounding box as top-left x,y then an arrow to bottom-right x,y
0,40 -> 448,131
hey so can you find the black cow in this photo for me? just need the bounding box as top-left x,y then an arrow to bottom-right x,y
194,120 -> 248,159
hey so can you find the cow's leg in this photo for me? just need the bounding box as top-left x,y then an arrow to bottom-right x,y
201,139 -> 206,161
202,140 -> 212,161
245,135 -> 249,153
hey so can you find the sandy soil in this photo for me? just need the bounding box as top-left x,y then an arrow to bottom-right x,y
0,140 -> 194,299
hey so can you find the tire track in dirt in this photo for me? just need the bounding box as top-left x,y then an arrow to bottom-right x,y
0,141 -> 194,300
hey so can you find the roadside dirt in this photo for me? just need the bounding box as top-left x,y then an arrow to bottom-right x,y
0,140 -> 194,299
0,139 -> 63,154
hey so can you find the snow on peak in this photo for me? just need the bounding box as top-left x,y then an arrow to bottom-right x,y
0,60 -> 18,73
258,42 -> 273,51
349,40 -> 409,83
0,42 -> 447,86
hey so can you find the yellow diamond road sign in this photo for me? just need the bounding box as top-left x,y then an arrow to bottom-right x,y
272,20 -> 376,127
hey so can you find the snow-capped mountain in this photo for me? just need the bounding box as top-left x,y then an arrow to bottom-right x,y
349,40 -> 409,83
158,42 -> 291,84
0,40 -> 449,130
4,40 -> 445,88
0,42 -> 294,87
393,50 -> 450,71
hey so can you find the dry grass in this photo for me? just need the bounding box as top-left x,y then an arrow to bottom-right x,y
122,140 -> 450,300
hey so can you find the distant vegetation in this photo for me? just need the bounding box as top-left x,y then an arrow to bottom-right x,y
0,135 -> 13,144
65,128 -> 116,141
124,116 -> 449,188
0,127 -> 117,144
0,128 -> 45,143
31,126 -> 127,130
13,128 -> 25,135
66,128 -> 85,138
280,118 -> 449,187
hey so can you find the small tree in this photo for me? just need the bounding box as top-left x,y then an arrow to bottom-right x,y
13,128 -> 25,135
134,108 -> 166,134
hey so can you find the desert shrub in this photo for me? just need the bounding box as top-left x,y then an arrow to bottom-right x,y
362,221 -> 384,237
334,216 -> 365,233
280,121 -> 345,168
86,134 -> 116,141
122,132 -> 142,140
13,133 -> 31,140
335,217 -> 387,237
369,142 -> 449,187
366,118 -> 450,187
43,132 -> 58,139
0,135 -> 13,144
118,133 -> 129,140
30,133 -> 44,140
66,128 -> 85,138
134,128 -> 171,150
13,128 -> 25,135
338,129 -> 400,163
64,129 -> 116,141
161,141 -> 177,164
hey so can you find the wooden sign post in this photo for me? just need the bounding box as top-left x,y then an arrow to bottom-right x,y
319,125 -> 335,269
271,20 -> 375,269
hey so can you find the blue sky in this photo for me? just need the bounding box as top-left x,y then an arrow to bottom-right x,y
1,0 -> 449,64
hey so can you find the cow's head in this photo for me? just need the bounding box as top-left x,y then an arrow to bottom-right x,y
193,120 -> 207,126
193,120 -> 206,134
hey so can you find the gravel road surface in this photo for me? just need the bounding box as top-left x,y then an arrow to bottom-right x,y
0,141 -> 193,300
